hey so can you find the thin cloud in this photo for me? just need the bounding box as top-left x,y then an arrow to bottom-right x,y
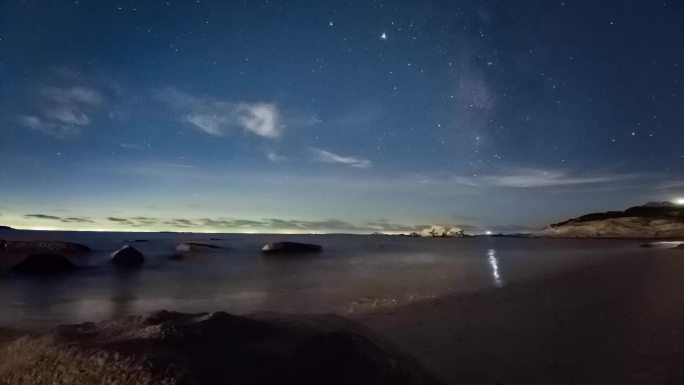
19,84 -> 104,137
266,151 -> 287,162
154,87 -> 281,138
312,148 -> 371,169
416,168 -> 636,189
481,169 -> 619,188
24,214 -> 93,223
24,214 -> 62,220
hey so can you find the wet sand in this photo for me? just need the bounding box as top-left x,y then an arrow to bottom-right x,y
357,251 -> 684,384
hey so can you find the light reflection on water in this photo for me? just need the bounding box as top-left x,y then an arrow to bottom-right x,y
487,249 -> 504,288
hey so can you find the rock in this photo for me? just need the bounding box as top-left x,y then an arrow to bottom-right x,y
544,202 -> 684,238
639,243 -> 655,248
675,243 -> 684,250
0,240 -> 90,253
126,239 -> 148,243
176,242 -> 221,252
261,242 -> 322,253
11,253 -> 77,273
0,226 -> 13,230
407,232 -> 421,237
0,310 -> 437,385
419,225 -> 465,238
110,245 -> 144,268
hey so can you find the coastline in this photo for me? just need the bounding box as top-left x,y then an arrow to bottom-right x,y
1,240 -> 682,384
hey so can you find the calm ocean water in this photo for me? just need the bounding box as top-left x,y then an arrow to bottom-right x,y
0,230 -> 651,328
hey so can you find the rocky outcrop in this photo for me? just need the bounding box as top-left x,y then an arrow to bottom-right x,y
110,245 -> 144,268
419,225 -> 465,238
262,242 -> 322,253
0,240 -> 90,253
544,203 -> 684,238
11,253 -> 77,273
176,242 -> 221,252
0,310 -> 437,385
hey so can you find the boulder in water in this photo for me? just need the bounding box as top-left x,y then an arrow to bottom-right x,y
11,253 -> 77,273
176,242 -> 221,252
261,241 -> 322,254
110,245 -> 144,268
0,310 -> 437,385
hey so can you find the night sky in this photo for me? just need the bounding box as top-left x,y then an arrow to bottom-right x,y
1,0 -> 683,233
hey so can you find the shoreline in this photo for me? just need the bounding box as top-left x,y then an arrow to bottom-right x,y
1,246 -> 682,384
356,250 -> 684,384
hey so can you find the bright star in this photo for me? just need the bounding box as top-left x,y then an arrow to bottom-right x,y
380,32 -> 387,40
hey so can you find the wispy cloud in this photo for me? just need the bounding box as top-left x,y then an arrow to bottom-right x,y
154,86 -> 281,138
479,169 -> 621,188
312,148 -> 371,169
19,85 -> 104,137
266,150 -> 287,162
24,214 -> 93,223
415,168 -> 635,189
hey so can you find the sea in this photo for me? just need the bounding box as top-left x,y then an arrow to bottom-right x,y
0,229 -> 666,328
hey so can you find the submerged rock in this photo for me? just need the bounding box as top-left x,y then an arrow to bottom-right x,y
11,253 -> 77,273
176,242 -> 221,252
0,240 -> 90,253
261,242 -> 322,254
110,245 -> 144,268
0,310 -> 437,385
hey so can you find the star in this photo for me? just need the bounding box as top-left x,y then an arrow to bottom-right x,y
380,32 -> 387,40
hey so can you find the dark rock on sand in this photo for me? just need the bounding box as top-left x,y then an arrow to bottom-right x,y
0,240 -> 90,253
262,241 -> 322,253
110,245 -> 144,268
176,242 -> 221,252
11,253 -> 77,273
0,310 -> 437,385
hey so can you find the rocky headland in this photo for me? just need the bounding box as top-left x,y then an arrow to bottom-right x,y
543,202 -> 684,238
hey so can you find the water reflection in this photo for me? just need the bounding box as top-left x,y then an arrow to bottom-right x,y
487,249 -> 504,288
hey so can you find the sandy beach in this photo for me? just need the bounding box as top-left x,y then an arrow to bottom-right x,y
358,251 -> 684,384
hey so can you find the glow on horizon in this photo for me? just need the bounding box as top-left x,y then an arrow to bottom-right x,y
675,198 -> 684,205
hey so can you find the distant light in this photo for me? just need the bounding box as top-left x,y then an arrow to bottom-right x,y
485,230 -> 492,235
675,198 -> 684,205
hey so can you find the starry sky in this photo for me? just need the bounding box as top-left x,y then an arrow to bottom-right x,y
1,0 -> 683,233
